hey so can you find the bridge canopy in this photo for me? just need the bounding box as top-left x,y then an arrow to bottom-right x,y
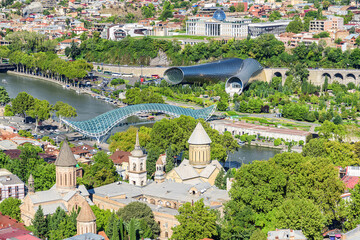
62,103 -> 216,138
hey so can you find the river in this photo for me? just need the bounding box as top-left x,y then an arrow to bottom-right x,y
0,73 -> 117,121
0,72 -> 280,165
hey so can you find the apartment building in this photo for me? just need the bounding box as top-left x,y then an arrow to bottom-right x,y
0,169 -> 25,201
309,20 -> 332,32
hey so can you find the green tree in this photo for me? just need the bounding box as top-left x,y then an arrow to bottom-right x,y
32,206 -> 48,239
11,92 -> 34,117
322,0 -> 330,10
109,126 -> 151,152
286,17 -> 303,33
26,99 -> 51,132
78,151 -> 119,188
165,145 -> 175,173
275,198 -> 325,240
117,202 -> 160,238
215,169 -> 226,189
269,11 -> 281,21
249,229 -> 267,240
171,199 -> 218,240
65,41 -> 81,60
54,101 -> 77,128
0,197 -> 21,221
0,87 -> 10,105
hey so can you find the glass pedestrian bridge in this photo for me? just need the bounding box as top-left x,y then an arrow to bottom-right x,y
62,103 -> 216,140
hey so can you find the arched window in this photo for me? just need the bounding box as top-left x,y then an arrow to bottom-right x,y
165,232 -> 169,238
141,181 -> 144,186
133,163 -> 136,171
140,162 -> 143,171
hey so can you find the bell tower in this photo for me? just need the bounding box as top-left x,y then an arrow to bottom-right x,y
154,154 -> 166,183
55,141 -> 77,192
188,122 -> 212,167
128,132 -> 147,186
77,202 -> 97,235
28,174 -> 35,194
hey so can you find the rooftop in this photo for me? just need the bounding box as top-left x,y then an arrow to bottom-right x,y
188,122 -> 212,145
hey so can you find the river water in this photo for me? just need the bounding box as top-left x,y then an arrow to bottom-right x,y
0,73 -> 280,165
0,73 -> 117,121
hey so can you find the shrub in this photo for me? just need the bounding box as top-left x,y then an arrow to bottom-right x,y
274,138 -> 282,146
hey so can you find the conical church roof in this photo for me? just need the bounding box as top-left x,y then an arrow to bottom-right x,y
131,131 -> 144,157
77,202 -> 96,222
55,141 -> 77,167
28,174 -> 34,183
188,122 -> 212,145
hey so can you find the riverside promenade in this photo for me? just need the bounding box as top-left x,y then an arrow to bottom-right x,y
7,71 -> 104,99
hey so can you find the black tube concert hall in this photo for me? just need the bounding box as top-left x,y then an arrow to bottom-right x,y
164,58 -> 263,95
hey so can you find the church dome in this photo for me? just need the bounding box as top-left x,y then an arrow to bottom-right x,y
212,9 -> 226,21
131,132 -> 144,157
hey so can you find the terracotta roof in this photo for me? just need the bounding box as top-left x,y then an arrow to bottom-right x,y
0,213 -> 27,230
77,203 -> 96,222
98,231 -> 109,240
3,149 -> 21,159
342,175 -> 359,189
71,144 -> 94,155
54,141 -> 77,167
110,151 -> 130,165
156,154 -> 166,165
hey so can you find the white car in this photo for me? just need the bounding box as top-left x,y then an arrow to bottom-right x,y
112,73 -> 122,77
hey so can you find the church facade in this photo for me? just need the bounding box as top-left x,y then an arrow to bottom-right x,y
165,122 -> 223,185
20,142 -> 94,228
92,123 -> 229,239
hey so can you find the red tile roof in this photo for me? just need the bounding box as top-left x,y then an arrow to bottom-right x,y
98,231 -> 109,240
71,144 -> 94,155
0,213 -> 26,231
0,227 -> 39,239
110,151 -> 130,165
3,149 -> 21,159
342,175 -> 359,189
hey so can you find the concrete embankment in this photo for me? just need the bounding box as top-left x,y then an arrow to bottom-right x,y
7,71 -> 96,97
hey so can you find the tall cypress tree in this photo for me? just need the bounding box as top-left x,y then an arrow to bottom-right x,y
106,213 -> 116,239
32,206 -> 48,239
165,145 -> 175,173
111,219 -> 120,240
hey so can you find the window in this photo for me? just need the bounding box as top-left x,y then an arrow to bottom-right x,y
133,163 -> 136,171
8,187 -> 11,196
15,186 -> 19,198
140,163 -> 143,171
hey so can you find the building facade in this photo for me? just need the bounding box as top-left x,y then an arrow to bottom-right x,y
186,10 -> 251,38
20,142 -> 92,226
309,19 -> 332,32
248,21 -> 290,37
0,169 -> 25,201
92,122 -> 230,239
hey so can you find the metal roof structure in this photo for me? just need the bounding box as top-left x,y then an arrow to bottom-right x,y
62,103 -> 216,140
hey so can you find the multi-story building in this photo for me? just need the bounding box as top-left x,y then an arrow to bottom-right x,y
0,169 -> 25,201
329,16 -> 344,31
309,19 -> 332,32
186,9 -> 251,38
248,21 -> 290,37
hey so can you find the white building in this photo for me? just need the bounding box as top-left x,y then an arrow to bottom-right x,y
128,132 -> 147,187
103,24 -> 151,41
0,169 -> 25,201
186,9 -> 251,38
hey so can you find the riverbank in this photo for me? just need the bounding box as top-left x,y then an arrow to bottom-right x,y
7,71 -> 123,107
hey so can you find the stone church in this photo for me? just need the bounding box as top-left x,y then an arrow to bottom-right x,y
165,122 -> 223,185
20,141 -> 95,235
92,122 -> 229,239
